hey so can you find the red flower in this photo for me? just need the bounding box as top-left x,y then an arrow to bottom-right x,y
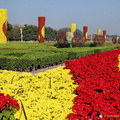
0,93 -> 20,111
65,49 -> 120,120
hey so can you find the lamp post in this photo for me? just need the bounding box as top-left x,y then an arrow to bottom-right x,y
19,24 -> 25,41
90,34 -> 93,41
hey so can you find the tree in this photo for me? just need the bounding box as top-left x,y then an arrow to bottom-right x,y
106,34 -> 117,37
7,22 -> 12,31
23,24 -> 38,41
7,22 -> 13,40
8,24 -> 21,41
76,29 -> 83,36
45,27 -> 57,41
8,24 -> 38,41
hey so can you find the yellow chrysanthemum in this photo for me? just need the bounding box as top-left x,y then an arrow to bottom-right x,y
0,66 -> 77,120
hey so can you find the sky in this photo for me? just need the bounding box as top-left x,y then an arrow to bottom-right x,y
0,0 -> 120,35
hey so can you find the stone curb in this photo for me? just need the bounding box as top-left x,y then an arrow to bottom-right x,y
30,63 -> 65,74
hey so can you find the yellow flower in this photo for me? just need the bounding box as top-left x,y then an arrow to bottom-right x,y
0,66 -> 77,120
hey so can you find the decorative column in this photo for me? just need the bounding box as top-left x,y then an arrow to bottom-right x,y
118,54 -> 120,71
0,9 -> 8,43
70,24 -> 76,36
38,17 -> 46,43
97,29 -> 101,35
103,30 -> 106,41
83,26 -> 88,42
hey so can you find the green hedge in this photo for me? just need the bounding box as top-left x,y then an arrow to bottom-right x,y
0,43 -> 118,71
0,51 -> 68,71
0,42 -> 56,49
39,46 -> 116,60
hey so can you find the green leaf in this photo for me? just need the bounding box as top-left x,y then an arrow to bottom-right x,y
0,113 -> 4,119
11,107 -> 19,114
9,114 -> 16,120
2,110 -> 11,119
3,116 -> 8,120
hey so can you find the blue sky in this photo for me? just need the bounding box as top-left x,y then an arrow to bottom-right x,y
1,0 -> 120,35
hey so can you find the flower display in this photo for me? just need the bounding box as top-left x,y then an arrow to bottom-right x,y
0,49 -> 120,120
118,54 -> 120,70
66,31 -> 74,47
0,9 -> 8,43
0,66 -> 77,120
64,49 -> 120,120
0,93 -> 20,120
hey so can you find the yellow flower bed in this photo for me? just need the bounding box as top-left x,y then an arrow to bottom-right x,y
0,66 -> 77,120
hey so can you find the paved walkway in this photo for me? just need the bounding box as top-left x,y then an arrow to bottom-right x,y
31,63 -> 65,74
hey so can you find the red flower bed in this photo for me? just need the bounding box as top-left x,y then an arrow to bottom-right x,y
64,49 -> 120,120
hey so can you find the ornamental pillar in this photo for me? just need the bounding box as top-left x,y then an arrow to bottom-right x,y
38,17 -> 45,43
83,26 -> 88,42
70,24 -> 76,36
103,30 -> 106,41
97,29 -> 101,35
0,9 -> 8,43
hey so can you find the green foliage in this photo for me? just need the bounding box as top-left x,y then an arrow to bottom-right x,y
11,107 -> 19,114
0,42 -> 118,71
9,115 -> 16,120
0,42 -> 57,49
23,24 -> 38,41
8,23 -> 58,41
8,24 -> 38,41
76,29 -> 83,35
0,113 -> 4,119
3,117 -> 7,120
8,23 -> 83,42
84,42 -> 96,47
8,24 -> 21,41
0,108 -> 18,120
0,49 -> 68,71
45,27 -> 57,41
2,110 -> 11,119
7,22 -> 12,31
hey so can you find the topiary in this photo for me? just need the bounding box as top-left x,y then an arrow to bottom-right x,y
112,36 -> 120,44
72,35 -> 84,47
56,30 -> 69,48
66,32 -> 74,47
93,35 -> 105,46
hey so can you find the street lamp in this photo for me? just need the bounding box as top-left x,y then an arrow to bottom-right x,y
19,24 -> 25,41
